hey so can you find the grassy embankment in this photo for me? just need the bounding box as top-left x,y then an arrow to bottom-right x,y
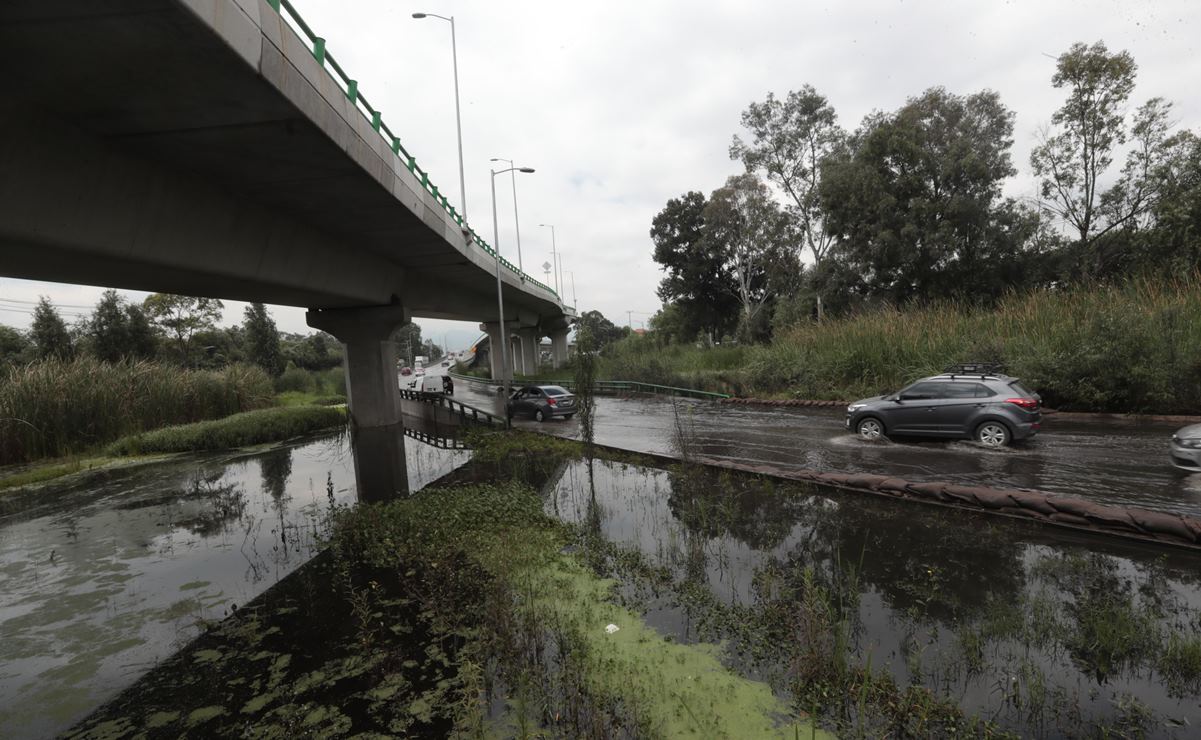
0,359 -> 347,490
574,277 -> 1201,414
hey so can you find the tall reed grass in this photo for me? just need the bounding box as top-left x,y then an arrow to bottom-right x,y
596,338 -> 749,393
749,276 -> 1201,413
0,358 -> 274,464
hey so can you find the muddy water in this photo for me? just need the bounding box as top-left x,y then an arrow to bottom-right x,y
447,377 -> 1201,517
0,435 -> 467,739
547,458 -> 1201,737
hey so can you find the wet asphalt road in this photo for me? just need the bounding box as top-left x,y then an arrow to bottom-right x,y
450,376 -> 1201,518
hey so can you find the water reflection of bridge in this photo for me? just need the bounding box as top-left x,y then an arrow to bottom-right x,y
399,391 -> 502,449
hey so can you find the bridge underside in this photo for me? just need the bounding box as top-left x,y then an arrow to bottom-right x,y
0,0 -> 561,325
0,0 -> 574,500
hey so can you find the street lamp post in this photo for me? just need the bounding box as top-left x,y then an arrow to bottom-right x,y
569,270 -> 577,309
491,164 -> 535,417
539,223 -> 560,296
491,157 -> 526,274
412,12 -> 467,222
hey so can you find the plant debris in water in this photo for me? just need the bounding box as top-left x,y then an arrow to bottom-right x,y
71,464 -> 822,737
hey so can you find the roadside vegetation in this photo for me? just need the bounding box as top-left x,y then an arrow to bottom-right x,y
748,275 -> 1201,411
104,405 -> 346,456
0,358 -> 275,465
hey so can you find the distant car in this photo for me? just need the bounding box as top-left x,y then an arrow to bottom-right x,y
1170,424 -> 1201,472
508,385 -> 576,422
400,366 -> 412,376
415,367 -> 425,376
845,364 -> 1041,448
442,360 -> 450,367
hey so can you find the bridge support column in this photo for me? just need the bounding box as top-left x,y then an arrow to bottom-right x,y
507,337 -> 519,375
550,328 -> 569,369
482,321 -> 514,382
518,328 -> 539,376
306,304 -> 410,502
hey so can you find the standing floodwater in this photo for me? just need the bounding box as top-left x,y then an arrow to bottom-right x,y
547,458 -> 1201,736
0,434 -> 467,739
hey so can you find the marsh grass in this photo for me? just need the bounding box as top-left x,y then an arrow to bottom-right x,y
104,406 -> 346,456
748,275 -> 1201,412
0,358 -> 274,464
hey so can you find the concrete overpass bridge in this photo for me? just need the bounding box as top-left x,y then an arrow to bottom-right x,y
0,0 -> 575,497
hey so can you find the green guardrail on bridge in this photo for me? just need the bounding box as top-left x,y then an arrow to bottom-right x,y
266,0 -> 560,300
447,372 -> 730,401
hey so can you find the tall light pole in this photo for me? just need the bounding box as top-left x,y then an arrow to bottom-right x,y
491,164 -> 535,412
412,13 -> 467,223
491,157 -> 527,274
569,270 -> 577,309
539,223 -> 559,296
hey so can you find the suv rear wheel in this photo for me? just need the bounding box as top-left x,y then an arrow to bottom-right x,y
856,417 -> 885,441
975,421 -> 1010,448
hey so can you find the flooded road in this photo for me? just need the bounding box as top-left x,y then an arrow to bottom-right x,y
0,434 -> 467,739
547,457 -> 1201,736
452,378 -> 1201,517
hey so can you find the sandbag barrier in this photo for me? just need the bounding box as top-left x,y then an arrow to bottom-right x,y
719,398 -> 849,408
690,456 -> 1201,551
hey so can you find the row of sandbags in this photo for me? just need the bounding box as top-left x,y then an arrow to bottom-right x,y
692,457 -> 1201,549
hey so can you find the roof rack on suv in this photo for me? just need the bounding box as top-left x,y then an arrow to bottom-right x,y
943,362 -> 1006,379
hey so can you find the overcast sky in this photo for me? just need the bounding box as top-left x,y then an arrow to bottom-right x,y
2,0 -> 1198,348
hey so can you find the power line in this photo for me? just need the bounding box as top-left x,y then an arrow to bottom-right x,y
0,296 -> 95,310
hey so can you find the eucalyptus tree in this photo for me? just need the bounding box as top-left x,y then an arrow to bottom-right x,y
730,86 -> 845,318
1031,41 -> 1176,276
143,293 -> 223,365
703,174 -> 794,341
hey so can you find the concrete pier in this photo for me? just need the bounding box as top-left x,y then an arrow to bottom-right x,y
307,304 -> 410,501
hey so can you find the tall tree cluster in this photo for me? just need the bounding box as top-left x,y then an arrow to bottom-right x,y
650,40 -> 1201,341
0,291 -> 347,374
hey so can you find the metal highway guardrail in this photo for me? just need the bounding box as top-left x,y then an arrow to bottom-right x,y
447,372 -> 731,400
266,0 -> 559,298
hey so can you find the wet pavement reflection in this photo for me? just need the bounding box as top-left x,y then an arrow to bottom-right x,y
452,377 -> 1201,517
547,458 -> 1201,736
0,434 -> 468,739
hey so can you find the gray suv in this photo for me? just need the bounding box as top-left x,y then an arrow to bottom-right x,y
845,365 -> 1041,447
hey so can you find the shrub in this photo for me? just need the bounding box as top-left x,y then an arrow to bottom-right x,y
274,363 -> 317,394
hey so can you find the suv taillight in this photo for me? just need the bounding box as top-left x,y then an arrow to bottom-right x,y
1005,397 -> 1039,411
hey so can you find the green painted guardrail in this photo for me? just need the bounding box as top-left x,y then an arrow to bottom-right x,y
448,372 -> 730,400
265,0 -> 559,299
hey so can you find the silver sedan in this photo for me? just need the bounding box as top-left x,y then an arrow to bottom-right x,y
1171,424 -> 1201,472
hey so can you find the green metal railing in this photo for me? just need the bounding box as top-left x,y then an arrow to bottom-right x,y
448,372 -> 731,400
266,0 -> 560,299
